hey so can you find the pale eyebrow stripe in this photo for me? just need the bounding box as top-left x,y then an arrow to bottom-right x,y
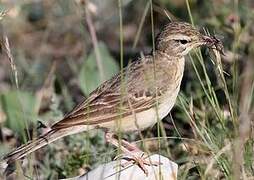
164,35 -> 192,41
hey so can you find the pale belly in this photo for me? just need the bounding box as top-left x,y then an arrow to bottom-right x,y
100,87 -> 181,132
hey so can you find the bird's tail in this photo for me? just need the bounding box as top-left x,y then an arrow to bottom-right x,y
1,125 -> 90,168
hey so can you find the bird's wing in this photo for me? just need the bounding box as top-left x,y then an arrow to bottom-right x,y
52,59 -> 158,129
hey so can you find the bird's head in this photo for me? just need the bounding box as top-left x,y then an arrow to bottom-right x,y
155,22 -> 222,57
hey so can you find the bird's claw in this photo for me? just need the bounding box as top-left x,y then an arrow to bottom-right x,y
115,151 -> 162,176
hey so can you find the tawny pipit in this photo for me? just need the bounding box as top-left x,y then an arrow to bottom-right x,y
1,22 -> 222,174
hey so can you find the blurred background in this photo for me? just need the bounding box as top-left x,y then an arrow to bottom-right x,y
0,0 -> 253,179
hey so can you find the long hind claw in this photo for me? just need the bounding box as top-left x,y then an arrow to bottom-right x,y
121,152 -> 162,175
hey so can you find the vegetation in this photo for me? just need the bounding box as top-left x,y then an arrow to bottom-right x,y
0,0 -> 253,179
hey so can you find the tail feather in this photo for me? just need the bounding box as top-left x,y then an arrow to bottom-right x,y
3,130 -> 57,164
1,125 -> 92,167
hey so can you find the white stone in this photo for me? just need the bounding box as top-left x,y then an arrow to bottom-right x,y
63,154 -> 178,180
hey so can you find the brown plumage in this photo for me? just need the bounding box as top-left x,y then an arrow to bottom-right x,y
1,22 -> 222,173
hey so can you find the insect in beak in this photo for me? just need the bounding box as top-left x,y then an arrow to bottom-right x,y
202,35 -> 225,55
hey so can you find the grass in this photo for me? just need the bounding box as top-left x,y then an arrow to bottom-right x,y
0,0 -> 253,179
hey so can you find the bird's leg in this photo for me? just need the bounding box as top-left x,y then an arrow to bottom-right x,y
105,132 -> 141,152
105,132 -> 161,175
119,138 -> 141,152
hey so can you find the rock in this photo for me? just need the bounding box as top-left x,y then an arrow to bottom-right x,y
63,154 -> 178,180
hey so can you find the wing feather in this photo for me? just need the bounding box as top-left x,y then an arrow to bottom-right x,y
52,92 -> 156,129
52,57 -> 159,129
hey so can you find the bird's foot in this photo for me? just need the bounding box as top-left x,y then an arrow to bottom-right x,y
119,151 -> 161,176
105,132 -> 162,175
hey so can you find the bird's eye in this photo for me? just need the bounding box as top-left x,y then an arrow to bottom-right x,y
179,40 -> 188,44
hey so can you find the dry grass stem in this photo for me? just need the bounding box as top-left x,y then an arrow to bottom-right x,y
3,35 -> 19,89
84,4 -> 105,81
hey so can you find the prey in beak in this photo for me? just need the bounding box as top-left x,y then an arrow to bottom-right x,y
202,35 -> 225,55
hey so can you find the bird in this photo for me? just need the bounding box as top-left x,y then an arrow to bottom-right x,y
1,21 -> 221,175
